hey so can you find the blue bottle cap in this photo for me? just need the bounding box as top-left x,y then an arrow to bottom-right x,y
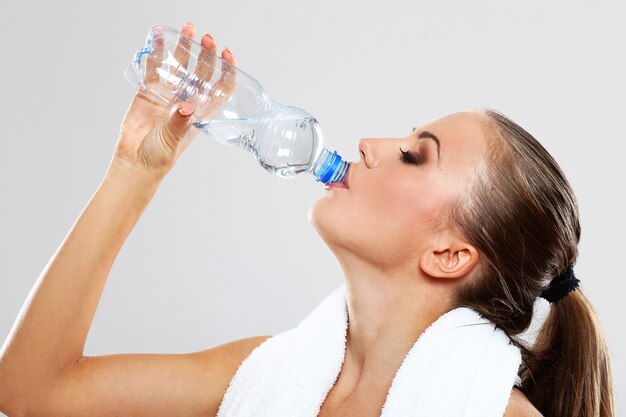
319,151 -> 342,183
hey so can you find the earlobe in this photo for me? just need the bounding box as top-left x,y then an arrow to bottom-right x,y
419,244 -> 479,279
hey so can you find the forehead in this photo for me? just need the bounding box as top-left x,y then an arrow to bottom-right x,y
418,111 -> 490,170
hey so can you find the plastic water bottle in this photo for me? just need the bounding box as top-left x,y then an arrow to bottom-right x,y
124,25 -> 349,185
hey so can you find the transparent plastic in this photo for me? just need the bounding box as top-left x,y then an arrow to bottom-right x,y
124,25 -> 349,184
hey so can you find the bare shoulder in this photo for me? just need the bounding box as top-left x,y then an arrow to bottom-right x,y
193,335 -> 273,385
504,387 -> 543,417
195,335 -> 272,367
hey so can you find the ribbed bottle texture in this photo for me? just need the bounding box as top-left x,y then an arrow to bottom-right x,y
125,25 -> 349,185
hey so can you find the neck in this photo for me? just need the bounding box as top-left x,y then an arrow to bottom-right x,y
336,256 -> 456,389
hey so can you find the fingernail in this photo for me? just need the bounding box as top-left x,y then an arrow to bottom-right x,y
178,104 -> 194,116
205,32 -> 214,41
224,47 -> 233,56
185,21 -> 194,27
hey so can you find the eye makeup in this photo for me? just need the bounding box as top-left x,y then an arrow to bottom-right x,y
399,147 -> 425,165
411,127 -> 441,165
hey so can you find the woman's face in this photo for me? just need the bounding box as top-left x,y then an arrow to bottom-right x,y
308,111 -> 490,269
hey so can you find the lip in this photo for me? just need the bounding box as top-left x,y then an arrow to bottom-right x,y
324,164 -> 351,190
325,182 -> 348,190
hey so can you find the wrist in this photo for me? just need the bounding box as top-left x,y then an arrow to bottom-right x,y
103,157 -> 163,198
106,155 -> 165,183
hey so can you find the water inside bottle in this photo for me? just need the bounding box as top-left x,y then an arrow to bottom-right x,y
193,116 -> 323,178
193,118 -> 260,147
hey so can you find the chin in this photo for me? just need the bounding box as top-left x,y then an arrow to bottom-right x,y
308,198 -> 357,255
309,198 -> 340,245
308,198 -> 327,235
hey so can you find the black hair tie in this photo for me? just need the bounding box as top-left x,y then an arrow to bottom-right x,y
539,266 -> 580,303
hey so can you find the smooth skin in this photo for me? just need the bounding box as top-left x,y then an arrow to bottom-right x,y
0,22 -> 270,417
0,22 -> 538,417
311,113 -> 542,417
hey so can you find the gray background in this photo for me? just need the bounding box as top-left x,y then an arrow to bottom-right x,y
1,0 -> 624,414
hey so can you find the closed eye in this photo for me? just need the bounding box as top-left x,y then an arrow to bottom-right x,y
399,147 -> 424,165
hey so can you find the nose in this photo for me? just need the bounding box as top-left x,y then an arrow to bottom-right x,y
358,138 -> 377,168
359,138 -> 393,168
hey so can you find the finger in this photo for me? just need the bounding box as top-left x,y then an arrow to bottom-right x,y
172,21 -> 194,74
222,46 -> 238,68
213,48 -> 238,99
193,33 -> 218,85
161,101 -> 196,148
144,28 -> 164,84
199,48 -> 238,119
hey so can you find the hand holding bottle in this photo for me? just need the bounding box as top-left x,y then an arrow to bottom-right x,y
122,23 -> 348,185
111,21 -> 238,179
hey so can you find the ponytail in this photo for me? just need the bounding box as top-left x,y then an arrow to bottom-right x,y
521,289 -> 614,417
444,109 -> 616,416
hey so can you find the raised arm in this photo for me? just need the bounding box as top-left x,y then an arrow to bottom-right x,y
0,22 -> 256,417
0,161 -> 160,404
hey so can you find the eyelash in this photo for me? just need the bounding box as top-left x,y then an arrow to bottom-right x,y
399,147 -> 424,165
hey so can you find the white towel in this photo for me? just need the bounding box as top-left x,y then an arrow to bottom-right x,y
216,283 -> 522,417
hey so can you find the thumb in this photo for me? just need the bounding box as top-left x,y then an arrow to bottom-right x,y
162,101 -> 195,141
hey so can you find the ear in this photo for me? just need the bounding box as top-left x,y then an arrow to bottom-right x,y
419,236 -> 479,279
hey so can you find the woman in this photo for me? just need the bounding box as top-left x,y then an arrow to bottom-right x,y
0,22 -> 614,417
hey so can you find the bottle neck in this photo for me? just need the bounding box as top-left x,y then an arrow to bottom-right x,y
314,148 -> 349,184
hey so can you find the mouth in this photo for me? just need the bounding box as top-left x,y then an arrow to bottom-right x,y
324,164 -> 351,190
325,182 -> 348,190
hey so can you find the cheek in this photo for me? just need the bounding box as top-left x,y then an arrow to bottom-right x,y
344,175 -> 449,264
367,173 -> 447,232
307,170 -> 456,258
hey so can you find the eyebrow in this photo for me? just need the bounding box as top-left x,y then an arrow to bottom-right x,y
412,127 -> 441,164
